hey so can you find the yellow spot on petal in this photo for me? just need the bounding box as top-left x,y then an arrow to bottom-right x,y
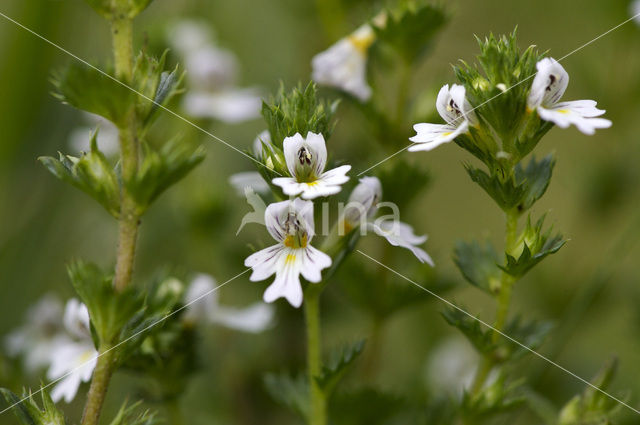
306,181 -> 319,187
348,32 -> 375,54
442,132 -> 453,136
285,254 -> 297,264
557,109 -> 569,114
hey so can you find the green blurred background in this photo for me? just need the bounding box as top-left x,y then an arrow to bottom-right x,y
0,0 -> 639,424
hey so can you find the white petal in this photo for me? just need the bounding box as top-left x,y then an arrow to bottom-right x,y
63,299 -> 91,340
528,57 -> 569,109
168,20 -> 213,55
182,89 -> 261,123
311,36 -> 371,101
537,105 -> 612,135
245,245 -> 286,281
304,132 -> 328,175
47,341 -> 97,403
263,249 -> 304,308
229,172 -> 269,195
211,303 -> 275,333
282,133 -> 306,177
408,122 -> 467,152
554,100 -> 605,117
184,46 -> 238,90
184,274 -> 218,322
299,246 -> 332,283
368,220 -> 434,265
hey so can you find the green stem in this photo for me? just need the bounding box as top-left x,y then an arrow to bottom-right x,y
470,209 -> 519,394
80,17 -> 139,425
80,348 -> 114,425
304,291 -> 326,425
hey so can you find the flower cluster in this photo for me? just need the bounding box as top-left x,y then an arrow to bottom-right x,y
168,20 -> 261,123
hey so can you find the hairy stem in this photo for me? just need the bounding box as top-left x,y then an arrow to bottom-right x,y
80,348 -> 114,425
81,16 -> 139,425
304,291 -> 326,425
470,209 -> 519,394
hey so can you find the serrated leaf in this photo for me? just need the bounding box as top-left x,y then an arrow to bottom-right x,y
53,62 -> 134,128
39,130 -> 121,217
501,215 -> 566,277
125,138 -> 205,214
453,240 -> 502,295
462,374 -> 525,420
108,400 -> 157,425
68,260 -> 144,348
0,388 -> 65,425
263,372 -> 310,420
441,308 -> 494,355
315,340 -> 366,396
501,316 -> 553,361
373,3 -> 447,63
262,82 -> 337,147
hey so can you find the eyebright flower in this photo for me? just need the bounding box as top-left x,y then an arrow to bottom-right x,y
344,177 -> 434,265
47,299 -> 98,403
183,273 -> 275,333
244,198 -> 332,308
272,132 -> 351,200
311,24 -> 375,101
527,58 -> 611,135
409,84 -> 477,152
4,294 -> 65,373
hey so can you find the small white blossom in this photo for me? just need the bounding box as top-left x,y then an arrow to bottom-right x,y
184,274 -> 275,332
229,131 -> 272,195
4,294 -> 65,373
184,46 -> 238,90
272,132 -> 351,200
168,20 -> 213,55
312,25 -> 375,101
245,199 -> 332,308
527,58 -> 611,135
344,177 -> 433,265
182,88 -> 261,123
409,84 -> 477,152
69,113 -> 119,157
425,337 -> 478,397
47,299 -> 98,403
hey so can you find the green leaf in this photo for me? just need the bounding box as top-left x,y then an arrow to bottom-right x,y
558,358 -> 625,425
462,374 -> 525,420
263,372 -> 310,420
53,62 -> 135,128
125,138 -> 205,214
39,130 -> 121,218
441,307 -> 494,355
315,340 -> 366,396
262,82 -> 338,147
373,3 -> 447,63
513,154 -> 556,211
501,214 -> 566,277
0,388 -> 65,425
453,240 -> 502,295
108,400 -> 157,425
500,316 -> 553,362
67,260 -> 144,348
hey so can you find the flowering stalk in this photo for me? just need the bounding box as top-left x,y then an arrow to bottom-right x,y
304,288 -> 326,425
81,14 -> 138,425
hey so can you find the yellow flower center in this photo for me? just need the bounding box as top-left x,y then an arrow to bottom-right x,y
348,31 -> 375,54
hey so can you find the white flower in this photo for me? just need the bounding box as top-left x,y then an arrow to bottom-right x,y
183,274 -> 275,333
344,177 -> 434,265
527,58 -> 611,135
168,20 -> 213,55
272,132 -> 351,200
367,220 -> 434,265
409,84 -> 477,152
69,113 -> 119,157
312,25 -> 375,101
4,294 -> 65,372
184,46 -> 238,91
343,176 -> 382,229
424,337 -> 478,397
182,88 -> 261,123
47,299 -> 98,403
245,199 -> 332,308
